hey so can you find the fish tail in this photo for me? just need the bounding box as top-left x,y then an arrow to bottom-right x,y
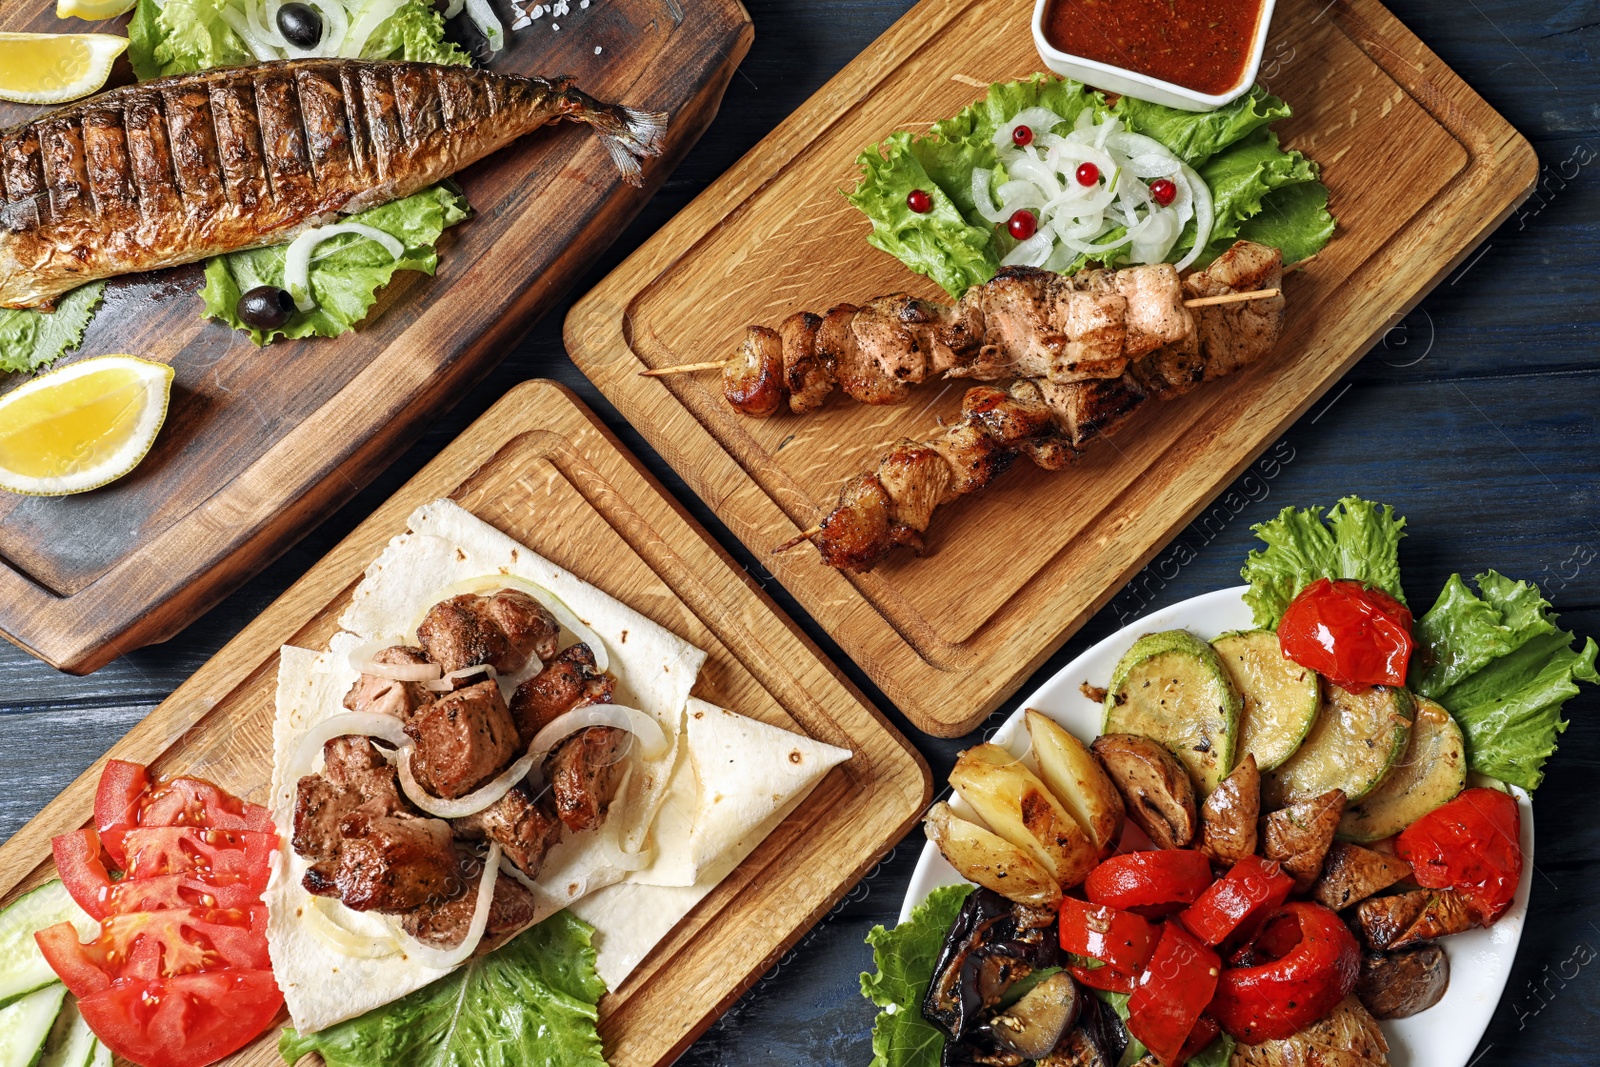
563,89 -> 669,187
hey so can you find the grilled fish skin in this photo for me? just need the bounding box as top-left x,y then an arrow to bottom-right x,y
0,59 -> 668,309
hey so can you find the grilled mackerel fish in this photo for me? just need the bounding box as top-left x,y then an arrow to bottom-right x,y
0,59 -> 668,309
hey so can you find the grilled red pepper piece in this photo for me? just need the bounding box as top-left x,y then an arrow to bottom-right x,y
1178,855 -> 1294,947
1128,921 -> 1221,1065
1085,851 -> 1214,917
1277,577 -> 1414,690
1059,897 -> 1158,993
1210,901 -> 1360,1043
1396,787 -> 1523,923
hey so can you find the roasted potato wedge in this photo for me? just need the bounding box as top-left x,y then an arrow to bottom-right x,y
1201,752 -> 1260,866
1262,787 -> 1346,890
924,801 -> 1062,906
1025,709 -> 1125,857
1312,842 -> 1413,911
951,744 -> 1099,890
1090,733 -> 1197,850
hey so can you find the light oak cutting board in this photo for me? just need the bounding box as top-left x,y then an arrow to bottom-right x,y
565,0 -> 1538,736
0,0 -> 752,675
0,379 -> 932,1067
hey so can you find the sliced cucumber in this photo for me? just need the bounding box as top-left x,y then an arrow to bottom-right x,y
1104,630 -> 1240,794
0,882 -> 95,1009
1340,697 -> 1467,842
1264,684 -> 1414,807
1212,630 -> 1320,772
39,996 -> 98,1067
0,984 -> 66,1067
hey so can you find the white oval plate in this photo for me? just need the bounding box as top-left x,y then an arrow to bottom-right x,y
900,586 -> 1533,1067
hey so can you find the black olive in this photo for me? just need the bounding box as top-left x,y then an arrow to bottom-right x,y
276,2 -> 323,48
237,286 -> 295,330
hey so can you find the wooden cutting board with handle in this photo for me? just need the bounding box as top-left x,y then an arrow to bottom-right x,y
0,0 -> 752,675
566,0 -> 1537,737
0,378 -> 932,1066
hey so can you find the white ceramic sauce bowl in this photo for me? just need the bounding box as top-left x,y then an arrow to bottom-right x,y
1031,0 -> 1277,111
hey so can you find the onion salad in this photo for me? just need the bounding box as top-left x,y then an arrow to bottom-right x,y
974,108 -> 1213,273
196,0 -> 506,62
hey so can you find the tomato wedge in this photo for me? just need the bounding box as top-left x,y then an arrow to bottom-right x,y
1277,577 -> 1414,690
1395,787 -> 1523,924
139,778 -> 274,836
77,969 -> 284,1067
1127,921 -> 1220,1066
121,828 -> 276,886
1085,851 -> 1214,917
103,873 -> 265,916
1178,855 -> 1294,948
1059,897 -> 1158,993
96,760 -> 151,871
1210,902 -> 1360,1043
54,828 -> 117,920
36,906 -> 271,997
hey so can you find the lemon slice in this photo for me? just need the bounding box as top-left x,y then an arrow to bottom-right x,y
0,355 -> 173,497
0,32 -> 128,105
57,0 -> 138,19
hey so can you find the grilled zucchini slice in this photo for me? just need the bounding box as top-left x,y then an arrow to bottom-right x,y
1339,697 -> 1466,842
1212,630 -> 1321,771
1104,630 -> 1240,794
1264,684 -> 1414,807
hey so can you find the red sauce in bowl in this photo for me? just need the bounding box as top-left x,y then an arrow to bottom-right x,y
1043,0 -> 1265,96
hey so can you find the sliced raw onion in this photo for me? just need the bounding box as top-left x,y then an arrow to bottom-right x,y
340,0 -> 405,57
443,0 -> 465,15
423,663 -> 500,693
530,703 -> 668,763
304,897 -> 402,959
990,106 -> 1067,149
1001,231 -> 1054,268
284,223 -> 404,311
1173,163 -> 1213,272
397,844 -> 501,969
310,0 -> 350,57
220,5 -> 284,60
464,0 -> 504,51
288,712 -> 411,785
346,638 -> 443,683
397,743 -> 537,819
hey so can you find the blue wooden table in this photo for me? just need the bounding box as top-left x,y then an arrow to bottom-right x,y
3,0 -> 1597,1063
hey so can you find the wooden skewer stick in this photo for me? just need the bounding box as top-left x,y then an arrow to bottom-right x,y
1182,287 -> 1281,308
773,525 -> 822,553
640,289 -> 1281,378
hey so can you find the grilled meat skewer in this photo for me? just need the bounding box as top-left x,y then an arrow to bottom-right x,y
1,59 -> 667,309
785,241 -> 1286,573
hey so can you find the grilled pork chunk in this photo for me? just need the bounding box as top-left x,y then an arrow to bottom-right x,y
544,727 -> 628,834
1,60 -> 667,309
509,642 -> 614,743
342,645 -> 435,720
416,589 -> 561,674
293,736 -> 406,860
304,810 -> 458,913
404,679 -> 522,799
452,783 -> 564,880
400,849 -> 539,952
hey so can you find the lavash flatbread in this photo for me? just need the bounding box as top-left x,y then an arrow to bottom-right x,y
265,501 -> 851,1033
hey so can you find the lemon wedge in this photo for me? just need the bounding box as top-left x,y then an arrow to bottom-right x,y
0,32 -> 128,105
56,0 -> 138,19
0,355 -> 173,497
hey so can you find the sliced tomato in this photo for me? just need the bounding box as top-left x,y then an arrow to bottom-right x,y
77,969 -> 284,1067
1084,851 -> 1215,917
139,778 -> 274,836
54,828 -> 116,920
37,906 -> 270,998
121,828 -> 276,886
104,873 -> 264,915
96,761 -> 151,871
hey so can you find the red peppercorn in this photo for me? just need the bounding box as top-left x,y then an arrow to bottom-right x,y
1076,162 -> 1100,186
1007,209 -> 1037,240
1150,178 -> 1177,206
1012,124 -> 1034,147
906,188 -> 932,214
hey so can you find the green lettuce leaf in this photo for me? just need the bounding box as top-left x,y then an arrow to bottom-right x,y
861,883 -> 973,1067
1240,497 -> 1408,628
1412,571 -> 1598,791
0,283 -> 106,375
357,0 -> 472,65
279,912 -> 608,1067
201,183 -> 471,344
128,0 -> 251,81
1237,180 -> 1336,265
845,76 -> 1334,297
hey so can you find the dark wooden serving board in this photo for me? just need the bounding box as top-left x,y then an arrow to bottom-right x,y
566,0 -> 1537,736
0,0 -> 752,674
0,379 -> 932,1067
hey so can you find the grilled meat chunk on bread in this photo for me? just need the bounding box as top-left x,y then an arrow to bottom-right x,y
546,727 -> 628,833
400,850 -> 540,952
342,645 -> 436,720
405,679 -> 523,799
509,642 -> 614,743
293,736 -> 405,860
303,811 -> 458,913
452,783 -> 565,879
417,589 -> 561,674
